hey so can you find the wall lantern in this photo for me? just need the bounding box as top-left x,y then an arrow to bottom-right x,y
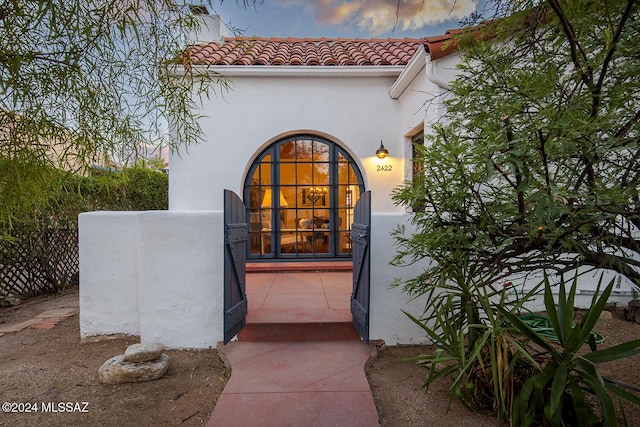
375,140 -> 389,159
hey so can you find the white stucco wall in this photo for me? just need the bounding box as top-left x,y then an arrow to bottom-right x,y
79,212 -> 141,337
369,213 -> 430,344
169,71 -> 406,213
79,211 -> 224,349
137,211 -> 223,348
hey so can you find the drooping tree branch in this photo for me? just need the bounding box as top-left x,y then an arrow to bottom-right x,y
502,115 -> 526,220
593,0 -> 637,115
547,0 -> 593,89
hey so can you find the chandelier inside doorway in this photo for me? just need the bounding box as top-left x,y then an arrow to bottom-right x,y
305,186 -> 327,204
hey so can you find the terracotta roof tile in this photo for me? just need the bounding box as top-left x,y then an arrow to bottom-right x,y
183,30 -> 483,67
424,25 -> 495,60
424,33 -> 458,60
186,36 -> 424,67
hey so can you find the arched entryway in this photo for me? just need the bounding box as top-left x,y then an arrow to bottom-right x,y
244,134 -> 364,260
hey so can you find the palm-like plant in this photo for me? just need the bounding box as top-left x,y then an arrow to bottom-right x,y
402,261 -> 539,420
500,274 -> 640,426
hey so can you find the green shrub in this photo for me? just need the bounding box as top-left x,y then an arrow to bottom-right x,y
500,275 -> 640,426
406,269 -> 640,426
60,166 -> 168,214
117,167 -> 168,210
402,260 -> 539,421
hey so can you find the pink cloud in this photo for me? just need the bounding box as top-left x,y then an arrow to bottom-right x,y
277,0 -> 476,35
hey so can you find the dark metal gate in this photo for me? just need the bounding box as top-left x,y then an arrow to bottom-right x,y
223,190 -> 248,344
351,190 -> 371,343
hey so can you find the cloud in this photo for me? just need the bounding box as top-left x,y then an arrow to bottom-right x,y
276,0 -> 477,35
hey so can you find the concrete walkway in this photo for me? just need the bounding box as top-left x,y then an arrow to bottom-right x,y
0,306 -> 78,336
209,271 -> 381,426
210,341 -> 379,427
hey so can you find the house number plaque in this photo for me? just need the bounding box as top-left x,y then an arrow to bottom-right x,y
376,164 -> 392,172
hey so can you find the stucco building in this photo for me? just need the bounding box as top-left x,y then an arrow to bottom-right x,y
79,13 -> 636,349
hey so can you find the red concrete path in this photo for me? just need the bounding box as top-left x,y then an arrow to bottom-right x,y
209,271 -> 381,426
210,341 -> 379,427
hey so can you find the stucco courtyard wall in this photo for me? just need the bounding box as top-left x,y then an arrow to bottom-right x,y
79,210 -> 224,348
79,212 -> 140,337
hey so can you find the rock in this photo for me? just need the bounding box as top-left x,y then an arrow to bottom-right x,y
599,310 -> 613,320
124,342 -> 166,363
98,354 -> 169,384
625,300 -> 640,323
0,293 -> 22,307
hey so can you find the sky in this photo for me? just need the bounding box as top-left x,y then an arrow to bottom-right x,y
206,0 -> 482,39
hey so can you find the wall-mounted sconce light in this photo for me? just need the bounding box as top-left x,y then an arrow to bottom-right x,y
375,140 -> 389,159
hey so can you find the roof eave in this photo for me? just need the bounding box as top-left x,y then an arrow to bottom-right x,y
388,46 -> 426,99
171,65 -> 407,78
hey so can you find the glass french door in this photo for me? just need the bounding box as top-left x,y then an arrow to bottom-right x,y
244,135 -> 363,259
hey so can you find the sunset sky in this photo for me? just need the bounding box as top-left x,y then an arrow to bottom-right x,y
209,0 -> 482,39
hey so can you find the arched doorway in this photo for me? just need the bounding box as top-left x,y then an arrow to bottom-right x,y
244,134 -> 364,259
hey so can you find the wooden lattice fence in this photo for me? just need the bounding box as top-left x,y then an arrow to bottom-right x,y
0,228 -> 78,298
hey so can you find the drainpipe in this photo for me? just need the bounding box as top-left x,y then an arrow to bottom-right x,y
426,57 -> 452,90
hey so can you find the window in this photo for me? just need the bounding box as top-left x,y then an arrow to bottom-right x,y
412,131 -> 424,177
411,131 -> 425,212
244,135 -> 364,259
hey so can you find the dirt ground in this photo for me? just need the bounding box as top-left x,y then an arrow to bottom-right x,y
367,308 -> 640,427
1,287 -> 639,427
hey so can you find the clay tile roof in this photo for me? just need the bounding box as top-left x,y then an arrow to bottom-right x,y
424,24 -> 494,60
183,29 -> 487,67
423,35 -> 455,61
185,36 -> 425,67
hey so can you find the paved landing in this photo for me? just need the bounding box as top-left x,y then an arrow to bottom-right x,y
209,270 -> 380,426
245,271 -> 352,323
209,341 -> 379,427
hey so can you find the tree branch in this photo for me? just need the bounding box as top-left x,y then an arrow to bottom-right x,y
502,115 -> 526,220
616,109 -> 640,139
547,0 -> 593,89
593,0 -> 637,114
